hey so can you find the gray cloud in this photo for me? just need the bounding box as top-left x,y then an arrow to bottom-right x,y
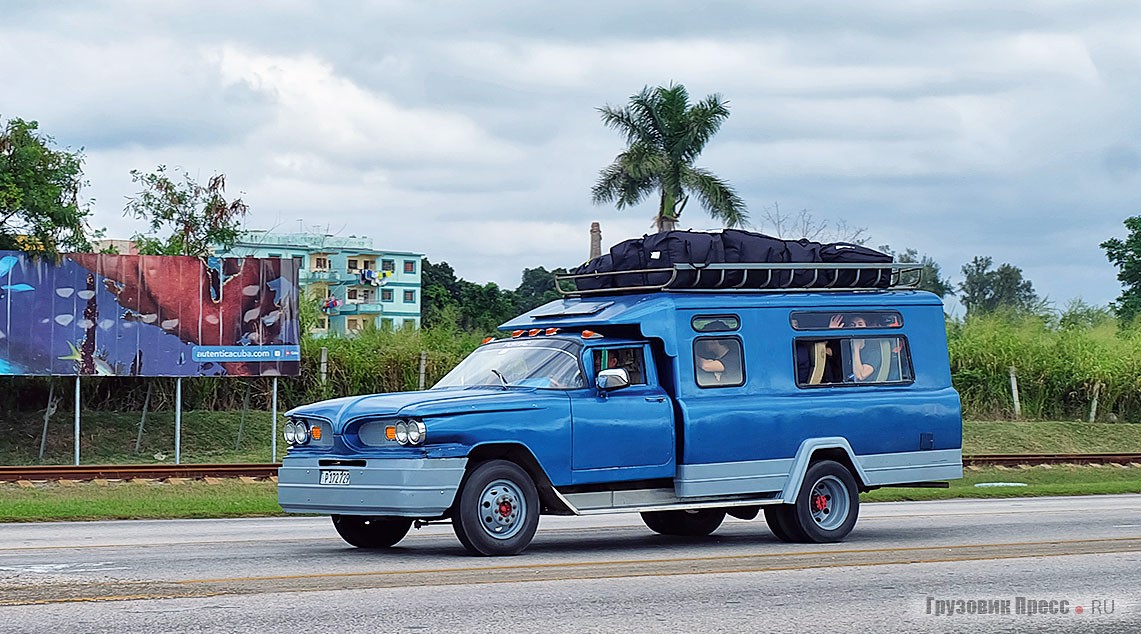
2,0 -> 1139,310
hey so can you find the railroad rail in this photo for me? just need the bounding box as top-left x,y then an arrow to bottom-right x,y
0,463 -> 280,482
2,454 -> 1141,482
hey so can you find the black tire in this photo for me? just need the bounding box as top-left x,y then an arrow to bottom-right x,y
763,505 -> 807,543
788,460 -> 860,543
451,460 -> 540,556
331,515 -> 413,548
641,509 -> 726,536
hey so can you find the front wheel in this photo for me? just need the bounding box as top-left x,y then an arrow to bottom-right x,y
331,515 -> 413,548
641,509 -> 726,536
451,460 -> 540,556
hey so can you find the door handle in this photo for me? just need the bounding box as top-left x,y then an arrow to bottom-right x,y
645,396 -> 666,403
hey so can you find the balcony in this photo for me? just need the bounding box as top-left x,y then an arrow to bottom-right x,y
355,303 -> 384,314
300,269 -> 343,283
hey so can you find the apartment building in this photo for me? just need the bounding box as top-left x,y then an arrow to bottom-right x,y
217,230 -> 423,336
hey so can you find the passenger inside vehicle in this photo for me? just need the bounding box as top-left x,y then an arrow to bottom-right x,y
695,337 -> 743,386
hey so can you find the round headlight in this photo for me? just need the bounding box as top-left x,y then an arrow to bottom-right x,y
284,421 -> 298,444
296,420 -> 311,445
406,420 -> 425,445
394,421 -> 409,445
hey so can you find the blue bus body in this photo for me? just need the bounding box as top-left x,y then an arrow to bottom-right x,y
279,286 -> 961,554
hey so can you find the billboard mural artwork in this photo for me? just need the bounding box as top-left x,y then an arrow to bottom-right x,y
0,251 -> 300,377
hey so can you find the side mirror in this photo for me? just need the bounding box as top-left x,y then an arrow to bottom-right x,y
596,368 -> 630,391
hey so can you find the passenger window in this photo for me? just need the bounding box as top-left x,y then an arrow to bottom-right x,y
692,315 -> 739,332
794,337 -> 912,386
790,311 -> 903,330
592,347 -> 647,385
694,337 -> 745,388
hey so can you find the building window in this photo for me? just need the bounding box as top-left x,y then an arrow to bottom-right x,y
347,318 -> 360,331
362,260 -> 373,270
313,256 -> 329,270
381,288 -> 393,302
347,258 -> 359,271
404,260 -> 417,274
269,253 -> 282,258
404,290 -> 416,303
403,319 -> 416,329
316,317 -> 328,330
292,255 -> 303,269
382,318 -> 394,331
382,259 -> 395,272
347,289 -> 359,301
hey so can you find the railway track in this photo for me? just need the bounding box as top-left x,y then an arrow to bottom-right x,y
2,454 -> 1140,482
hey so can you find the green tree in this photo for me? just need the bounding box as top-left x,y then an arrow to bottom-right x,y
959,256 -> 1045,315
880,246 -> 954,298
124,165 -> 248,256
592,83 -> 747,232
1101,215 -> 1141,322
513,266 -> 565,313
0,117 -> 95,255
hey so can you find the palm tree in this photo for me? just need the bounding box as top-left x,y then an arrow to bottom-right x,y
592,83 -> 747,233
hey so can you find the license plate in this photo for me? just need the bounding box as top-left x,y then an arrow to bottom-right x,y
319,470 -> 350,485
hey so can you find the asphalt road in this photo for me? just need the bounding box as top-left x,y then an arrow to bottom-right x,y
2,495 -> 1140,633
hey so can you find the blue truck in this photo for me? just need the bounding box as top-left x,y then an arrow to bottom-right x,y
278,261 -> 962,556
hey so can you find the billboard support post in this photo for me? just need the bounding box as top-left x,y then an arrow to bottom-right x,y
175,378 -> 182,464
271,377 -> 279,462
73,377 -> 80,466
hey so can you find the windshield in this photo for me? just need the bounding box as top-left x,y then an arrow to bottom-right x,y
434,341 -> 584,389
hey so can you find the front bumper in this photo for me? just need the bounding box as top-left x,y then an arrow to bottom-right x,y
277,456 -> 468,517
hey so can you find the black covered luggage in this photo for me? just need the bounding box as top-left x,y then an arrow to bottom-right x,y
721,229 -> 789,287
642,231 -> 725,287
820,242 -> 893,288
569,228 -> 892,292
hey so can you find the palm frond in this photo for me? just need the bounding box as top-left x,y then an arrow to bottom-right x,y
681,167 -> 749,228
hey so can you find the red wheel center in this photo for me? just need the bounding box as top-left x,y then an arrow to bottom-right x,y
813,494 -> 829,512
498,500 -> 513,517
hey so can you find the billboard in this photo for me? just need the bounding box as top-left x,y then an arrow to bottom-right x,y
0,251 -> 300,377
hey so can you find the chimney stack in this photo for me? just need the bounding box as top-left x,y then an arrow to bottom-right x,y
589,222 -> 602,259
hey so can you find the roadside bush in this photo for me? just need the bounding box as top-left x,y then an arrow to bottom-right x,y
948,313 -> 1141,422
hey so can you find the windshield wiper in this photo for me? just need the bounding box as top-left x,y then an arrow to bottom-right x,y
489,369 -> 509,389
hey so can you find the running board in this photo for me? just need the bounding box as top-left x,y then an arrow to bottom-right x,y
552,486 -> 784,515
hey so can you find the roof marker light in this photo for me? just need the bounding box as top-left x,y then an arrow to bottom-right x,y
512,330 -> 524,338
545,328 -> 559,336
528,329 -> 541,337
581,330 -> 603,339
482,336 -> 494,345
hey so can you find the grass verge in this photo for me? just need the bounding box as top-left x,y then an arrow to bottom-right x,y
863,464 -> 1141,502
1,465 -> 1139,522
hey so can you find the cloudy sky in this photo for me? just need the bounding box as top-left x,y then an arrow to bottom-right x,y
3,0 -> 1139,313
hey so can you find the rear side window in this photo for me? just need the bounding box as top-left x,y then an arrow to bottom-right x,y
794,336 -> 913,387
692,315 -> 739,332
790,311 -> 902,330
694,336 -> 745,388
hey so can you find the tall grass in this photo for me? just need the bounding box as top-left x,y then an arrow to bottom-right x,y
948,314 -> 1141,421
0,325 -> 486,414
3,315 -> 1140,423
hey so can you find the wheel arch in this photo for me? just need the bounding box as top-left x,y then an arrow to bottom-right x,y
461,442 -> 571,515
779,437 -> 869,504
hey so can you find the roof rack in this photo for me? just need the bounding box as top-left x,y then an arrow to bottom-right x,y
555,262 -> 924,296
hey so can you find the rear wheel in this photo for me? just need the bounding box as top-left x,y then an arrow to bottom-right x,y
641,509 -> 726,536
331,515 -> 413,548
788,460 -> 860,543
451,460 -> 540,556
763,505 -> 806,543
